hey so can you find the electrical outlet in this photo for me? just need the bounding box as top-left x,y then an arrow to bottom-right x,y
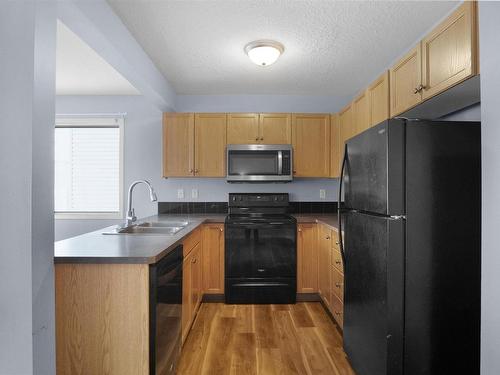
177,189 -> 184,199
191,189 -> 198,199
320,189 -> 326,199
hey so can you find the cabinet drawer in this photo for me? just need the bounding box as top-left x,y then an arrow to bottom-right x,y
331,265 -> 344,302
330,293 -> 344,328
183,227 -> 201,256
331,229 -> 340,250
332,248 -> 343,273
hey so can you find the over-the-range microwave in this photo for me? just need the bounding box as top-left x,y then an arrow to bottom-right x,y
226,144 -> 293,182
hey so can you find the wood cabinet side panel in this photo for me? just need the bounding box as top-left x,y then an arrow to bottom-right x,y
330,114 -> 341,178
368,71 -> 390,127
55,263 -> 149,375
353,90 -> 370,135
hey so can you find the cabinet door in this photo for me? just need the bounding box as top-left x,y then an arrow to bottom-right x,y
330,114 -> 341,178
339,103 -> 354,147
318,225 -> 332,308
181,252 -> 192,343
194,113 -> 227,177
227,113 -> 259,144
297,224 -> 318,293
421,1 -> 477,100
390,45 -> 422,117
259,113 -> 291,144
202,224 -> 224,294
330,292 -> 344,328
353,90 -> 370,135
368,71 -> 390,127
190,242 -> 202,316
292,114 -> 330,177
163,113 -> 194,177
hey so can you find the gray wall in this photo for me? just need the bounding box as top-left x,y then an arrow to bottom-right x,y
0,2 -> 56,374
55,95 -> 341,240
479,2 -> 500,374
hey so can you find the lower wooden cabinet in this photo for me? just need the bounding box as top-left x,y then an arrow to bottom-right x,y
318,225 -> 332,308
297,223 -> 318,293
182,231 -> 202,344
202,223 -> 225,294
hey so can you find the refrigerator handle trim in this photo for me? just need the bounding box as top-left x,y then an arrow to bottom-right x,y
338,143 -> 348,264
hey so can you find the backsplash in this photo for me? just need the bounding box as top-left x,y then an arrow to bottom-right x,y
158,201 -> 338,215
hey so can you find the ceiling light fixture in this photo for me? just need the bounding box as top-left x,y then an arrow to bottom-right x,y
244,40 -> 284,67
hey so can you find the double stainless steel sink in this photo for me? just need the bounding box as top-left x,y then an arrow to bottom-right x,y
103,221 -> 189,236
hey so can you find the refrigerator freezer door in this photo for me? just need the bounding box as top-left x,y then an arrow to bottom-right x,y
404,120 -> 480,375
343,211 -> 404,375
344,119 -> 405,215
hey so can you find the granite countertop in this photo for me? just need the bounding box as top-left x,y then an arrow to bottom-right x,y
54,213 -> 338,265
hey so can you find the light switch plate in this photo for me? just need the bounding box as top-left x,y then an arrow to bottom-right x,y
320,189 -> 326,199
191,189 -> 198,199
177,189 -> 184,199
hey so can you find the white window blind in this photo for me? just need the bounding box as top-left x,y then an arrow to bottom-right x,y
55,117 -> 123,218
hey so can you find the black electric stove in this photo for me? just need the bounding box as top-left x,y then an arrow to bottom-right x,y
225,193 -> 297,304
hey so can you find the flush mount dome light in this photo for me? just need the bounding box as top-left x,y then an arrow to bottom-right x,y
244,40 -> 284,66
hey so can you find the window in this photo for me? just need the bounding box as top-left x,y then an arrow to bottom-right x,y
55,116 -> 123,219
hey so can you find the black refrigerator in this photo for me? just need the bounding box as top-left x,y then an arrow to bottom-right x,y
338,119 -> 480,375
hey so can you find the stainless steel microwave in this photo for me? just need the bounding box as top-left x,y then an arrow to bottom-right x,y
226,144 -> 293,182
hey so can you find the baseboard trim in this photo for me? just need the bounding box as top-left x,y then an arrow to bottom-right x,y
296,293 -> 322,302
202,293 -> 225,302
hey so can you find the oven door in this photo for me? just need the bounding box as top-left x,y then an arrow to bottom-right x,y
225,221 -> 297,303
226,144 -> 292,182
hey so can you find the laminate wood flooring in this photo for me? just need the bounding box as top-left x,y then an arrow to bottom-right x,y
177,302 -> 355,375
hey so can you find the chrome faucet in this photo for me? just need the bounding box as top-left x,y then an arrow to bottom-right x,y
125,180 -> 158,227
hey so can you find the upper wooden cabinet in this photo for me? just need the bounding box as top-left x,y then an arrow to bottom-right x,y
330,114 -> 341,178
194,113 -> 227,177
390,1 -> 478,116
339,103 -> 354,147
259,113 -> 292,144
163,113 -> 195,177
390,45 -> 422,117
353,90 -> 370,135
202,224 -> 225,294
368,71 -> 390,127
292,114 -> 330,177
421,1 -> 478,100
226,113 -> 259,144
163,113 -> 226,177
227,113 -> 291,144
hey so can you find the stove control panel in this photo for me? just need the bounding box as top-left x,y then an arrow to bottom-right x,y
228,193 -> 289,207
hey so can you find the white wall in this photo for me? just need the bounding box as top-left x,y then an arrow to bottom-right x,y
55,95 -> 341,240
479,2 -> 500,374
0,2 -> 56,374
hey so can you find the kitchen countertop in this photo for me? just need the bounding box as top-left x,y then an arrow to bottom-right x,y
54,213 -> 338,265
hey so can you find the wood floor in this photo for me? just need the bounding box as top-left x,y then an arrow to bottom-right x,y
177,302 -> 355,375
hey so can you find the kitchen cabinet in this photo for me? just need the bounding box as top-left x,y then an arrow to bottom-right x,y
390,44 -> 422,117
330,113 -> 341,178
194,113 -> 227,177
163,113 -> 226,177
421,1 -> 477,100
297,223 -> 318,293
390,1 -> 478,116
368,71 -> 390,127
292,114 -> 331,177
353,90 -> 370,135
202,223 -> 225,294
182,230 -> 202,344
227,113 -> 259,144
331,292 -> 344,328
331,265 -> 344,302
259,113 -> 292,144
162,113 -> 195,177
318,225 -> 332,308
339,103 -> 354,147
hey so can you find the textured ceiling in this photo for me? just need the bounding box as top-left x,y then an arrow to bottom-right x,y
56,20 -> 140,95
108,0 -> 458,97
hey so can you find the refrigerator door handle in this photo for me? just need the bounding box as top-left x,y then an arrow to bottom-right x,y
338,143 -> 348,264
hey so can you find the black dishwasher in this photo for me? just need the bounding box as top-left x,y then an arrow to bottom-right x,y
149,245 -> 183,375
